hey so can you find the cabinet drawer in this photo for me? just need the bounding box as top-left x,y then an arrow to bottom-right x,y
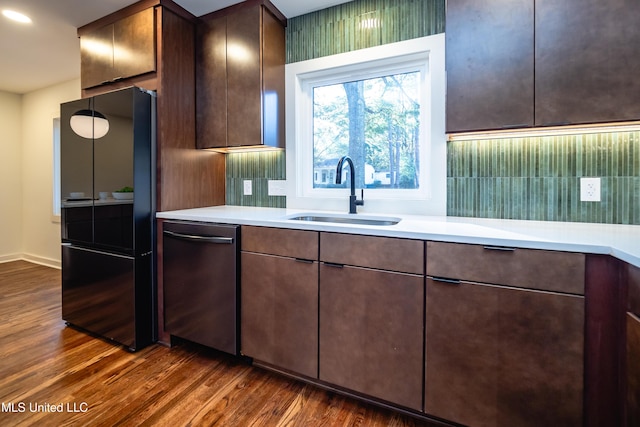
320,233 -> 424,275
427,241 -> 584,295
241,226 -> 318,260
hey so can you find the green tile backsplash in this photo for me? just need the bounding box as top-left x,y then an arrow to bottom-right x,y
447,132 -> 640,224
286,0 -> 445,63
226,151 -> 286,208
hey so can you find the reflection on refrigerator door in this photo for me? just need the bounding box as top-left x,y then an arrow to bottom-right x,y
62,244 -> 136,347
60,86 -> 155,351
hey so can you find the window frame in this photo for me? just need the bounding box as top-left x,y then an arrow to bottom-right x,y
309,61 -> 427,194
285,34 -> 446,215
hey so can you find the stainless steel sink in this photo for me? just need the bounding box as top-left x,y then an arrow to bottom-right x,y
287,214 -> 401,226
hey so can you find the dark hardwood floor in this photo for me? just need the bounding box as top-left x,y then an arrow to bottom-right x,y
0,261 -> 434,426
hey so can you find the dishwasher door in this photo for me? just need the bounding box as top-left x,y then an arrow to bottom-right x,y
162,221 -> 239,355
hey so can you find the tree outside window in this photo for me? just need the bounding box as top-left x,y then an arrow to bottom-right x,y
313,71 -> 421,190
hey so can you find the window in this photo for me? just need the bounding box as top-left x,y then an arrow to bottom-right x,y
286,34 -> 446,215
313,69 -> 422,190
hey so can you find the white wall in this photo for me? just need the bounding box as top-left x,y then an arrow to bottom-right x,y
18,79 -> 80,268
0,91 -> 23,261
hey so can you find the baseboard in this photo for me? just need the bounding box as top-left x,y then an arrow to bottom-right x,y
19,253 -> 61,269
0,254 -> 22,264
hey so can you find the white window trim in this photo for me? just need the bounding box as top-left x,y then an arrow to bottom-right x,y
285,34 -> 446,215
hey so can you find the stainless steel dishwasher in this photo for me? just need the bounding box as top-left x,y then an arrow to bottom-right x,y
162,220 -> 239,355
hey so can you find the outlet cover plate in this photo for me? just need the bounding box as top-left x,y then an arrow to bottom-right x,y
580,177 -> 601,202
243,180 -> 252,196
268,180 -> 287,196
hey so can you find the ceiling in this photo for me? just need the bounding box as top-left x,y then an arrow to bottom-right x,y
0,0 -> 352,94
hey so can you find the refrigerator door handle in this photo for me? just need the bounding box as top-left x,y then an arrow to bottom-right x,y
163,230 -> 234,244
61,243 -> 134,260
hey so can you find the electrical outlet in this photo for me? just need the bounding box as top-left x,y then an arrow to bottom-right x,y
580,177 -> 601,202
268,180 -> 287,196
243,180 -> 252,196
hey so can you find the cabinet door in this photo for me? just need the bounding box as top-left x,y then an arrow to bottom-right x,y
535,0 -> 640,125
319,264 -> 424,411
446,0 -> 534,132
226,5 -> 262,147
628,264 -> 640,425
80,8 -> 155,90
629,313 -> 640,426
241,252 -> 318,378
260,7 -> 285,149
425,279 -> 584,426
80,24 -> 115,89
113,8 -> 156,81
195,4 -> 285,149
196,14 -> 228,148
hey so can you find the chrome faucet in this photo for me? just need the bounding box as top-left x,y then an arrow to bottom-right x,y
336,155 -> 364,214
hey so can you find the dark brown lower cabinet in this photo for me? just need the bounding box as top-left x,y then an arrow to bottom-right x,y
241,252 -> 318,378
628,313 -> 640,426
425,278 -> 584,427
628,262 -> 640,426
319,263 -> 424,411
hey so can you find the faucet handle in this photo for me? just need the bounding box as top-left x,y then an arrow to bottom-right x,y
356,189 -> 365,206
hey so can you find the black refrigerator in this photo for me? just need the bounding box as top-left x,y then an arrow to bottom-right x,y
60,86 -> 155,351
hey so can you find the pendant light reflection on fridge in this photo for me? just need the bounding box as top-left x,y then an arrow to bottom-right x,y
70,106 -> 110,139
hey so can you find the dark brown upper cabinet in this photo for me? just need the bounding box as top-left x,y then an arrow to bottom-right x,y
446,0 -> 640,133
196,0 -> 286,150
79,1 -> 227,214
446,0 -> 534,133
80,8 -> 156,89
535,0 -> 640,126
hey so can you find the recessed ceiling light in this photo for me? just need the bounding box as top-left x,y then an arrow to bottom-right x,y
2,9 -> 32,24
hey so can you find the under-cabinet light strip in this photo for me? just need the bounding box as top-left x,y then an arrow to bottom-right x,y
205,146 -> 284,154
447,121 -> 640,141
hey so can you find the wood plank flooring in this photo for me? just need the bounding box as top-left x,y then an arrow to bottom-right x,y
0,261 -> 435,426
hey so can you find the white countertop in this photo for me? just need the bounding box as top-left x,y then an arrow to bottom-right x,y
157,205 -> 640,268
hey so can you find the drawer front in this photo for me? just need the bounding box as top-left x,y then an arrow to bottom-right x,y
241,226 -> 318,260
427,241 -> 585,295
320,232 -> 424,275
